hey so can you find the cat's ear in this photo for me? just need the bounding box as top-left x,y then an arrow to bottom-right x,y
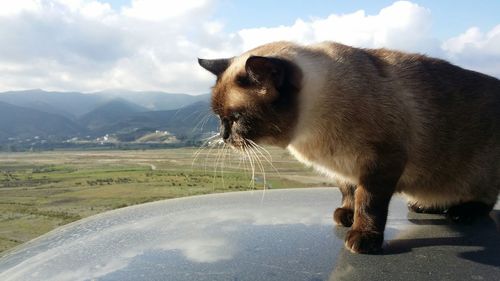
198,58 -> 232,76
245,56 -> 285,87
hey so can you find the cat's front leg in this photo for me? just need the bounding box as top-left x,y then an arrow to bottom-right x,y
333,183 -> 356,227
344,152 -> 404,254
344,185 -> 392,254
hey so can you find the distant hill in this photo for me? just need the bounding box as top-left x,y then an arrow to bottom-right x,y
94,101 -> 219,140
78,98 -> 148,131
0,90 -> 218,149
0,101 -> 84,141
0,89 -> 106,119
94,90 -> 210,111
0,89 -> 210,119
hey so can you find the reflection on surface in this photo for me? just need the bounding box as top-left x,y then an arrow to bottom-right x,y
160,237 -> 235,263
0,189 -> 341,281
0,189 -> 499,281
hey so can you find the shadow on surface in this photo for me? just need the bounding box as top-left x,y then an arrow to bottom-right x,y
385,210 -> 500,266
328,211 -> 500,281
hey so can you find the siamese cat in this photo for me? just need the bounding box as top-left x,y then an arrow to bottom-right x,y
198,41 -> 500,254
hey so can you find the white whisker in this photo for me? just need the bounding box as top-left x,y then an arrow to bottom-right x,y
192,134 -> 217,169
248,141 -> 266,189
220,143 -> 228,189
212,141 -> 224,191
243,142 -> 256,189
247,140 -> 281,176
246,141 -> 268,204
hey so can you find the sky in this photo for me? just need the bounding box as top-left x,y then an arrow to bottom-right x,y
0,0 -> 499,94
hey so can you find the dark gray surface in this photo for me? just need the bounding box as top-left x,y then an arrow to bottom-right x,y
0,188 -> 499,281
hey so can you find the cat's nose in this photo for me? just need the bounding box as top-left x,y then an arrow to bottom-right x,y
221,118 -> 231,140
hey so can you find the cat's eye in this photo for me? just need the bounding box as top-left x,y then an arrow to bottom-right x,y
232,112 -> 241,120
235,75 -> 250,87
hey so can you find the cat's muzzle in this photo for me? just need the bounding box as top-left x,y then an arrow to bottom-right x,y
221,118 -> 232,141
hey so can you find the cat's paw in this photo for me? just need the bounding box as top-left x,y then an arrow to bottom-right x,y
345,230 -> 383,254
407,202 -> 445,214
333,207 -> 354,227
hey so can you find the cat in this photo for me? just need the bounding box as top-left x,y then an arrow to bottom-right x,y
198,41 -> 500,254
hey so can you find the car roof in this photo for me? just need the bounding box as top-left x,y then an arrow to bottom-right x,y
1,187 -> 499,281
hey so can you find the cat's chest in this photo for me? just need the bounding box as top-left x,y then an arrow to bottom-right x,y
287,144 -> 359,184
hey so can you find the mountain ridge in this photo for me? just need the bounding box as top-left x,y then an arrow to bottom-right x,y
0,101 -> 84,141
0,89 -> 210,118
0,90 -> 218,150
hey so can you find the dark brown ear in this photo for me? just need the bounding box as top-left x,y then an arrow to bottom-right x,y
198,58 -> 232,76
245,56 -> 285,87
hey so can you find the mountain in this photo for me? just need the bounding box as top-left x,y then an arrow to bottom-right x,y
0,89 -> 106,119
95,101 -> 219,140
0,89 -> 211,119
0,101 -> 84,141
0,89 -> 218,149
92,90 -> 210,111
78,98 -> 148,131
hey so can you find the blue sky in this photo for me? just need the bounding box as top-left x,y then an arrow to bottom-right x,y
0,0 -> 499,94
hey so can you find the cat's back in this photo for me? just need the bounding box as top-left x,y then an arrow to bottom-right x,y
320,43 -> 500,139
366,47 -> 500,106
373,48 -> 500,141
365,47 -> 500,193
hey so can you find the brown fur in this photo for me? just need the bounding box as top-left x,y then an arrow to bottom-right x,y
199,41 -> 500,254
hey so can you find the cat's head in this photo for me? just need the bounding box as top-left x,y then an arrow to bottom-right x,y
198,52 -> 301,150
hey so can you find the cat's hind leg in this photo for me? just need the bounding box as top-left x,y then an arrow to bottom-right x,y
446,201 -> 494,223
334,183 -> 356,227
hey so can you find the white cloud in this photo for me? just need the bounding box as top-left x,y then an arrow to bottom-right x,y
442,25 -> 500,77
0,0 -> 218,93
0,0 -> 498,94
442,27 -> 483,54
160,237 -> 235,263
121,0 -> 212,21
79,1 -> 113,18
237,1 -> 439,55
0,0 -> 41,16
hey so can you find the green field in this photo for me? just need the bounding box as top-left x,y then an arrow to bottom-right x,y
0,147 -> 334,255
